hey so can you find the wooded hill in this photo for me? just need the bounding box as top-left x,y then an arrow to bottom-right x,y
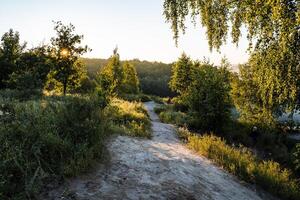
81,58 -> 174,97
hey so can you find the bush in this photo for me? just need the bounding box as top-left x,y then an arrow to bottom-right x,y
159,110 -> 189,126
0,89 -> 42,101
292,143 -> 300,176
0,95 -> 108,199
178,128 -> 300,200
155,104 -> 191,127
149,95 -> 164,104
154,105 -> 168,115
119,93 -> 152,102
106,98 -> 151,138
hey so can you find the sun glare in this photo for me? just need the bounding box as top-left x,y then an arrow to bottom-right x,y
60,49 -> 69,57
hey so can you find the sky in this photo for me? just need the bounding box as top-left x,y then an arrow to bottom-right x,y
0,0 -> 250,65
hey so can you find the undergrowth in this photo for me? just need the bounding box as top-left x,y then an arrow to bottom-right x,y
106,98 -> 151,138
154,104 -> 190,126
0,94 -> 108,199
178,128 -> 300,200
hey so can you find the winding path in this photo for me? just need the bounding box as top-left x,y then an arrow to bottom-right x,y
44,101 -> 275,200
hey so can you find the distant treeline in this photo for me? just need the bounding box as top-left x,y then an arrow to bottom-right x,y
81,58 -> 175,97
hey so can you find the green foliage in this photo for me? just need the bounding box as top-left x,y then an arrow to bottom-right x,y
74,76 -> 97,94
119,93 -> 151,102
122,61 -> 139,94
8,46 -> 52,94
131,60 -> 173,97
0,95 -> 108,199
163,0 -> 299,51
50,21 -> 89,95
230,50 -> 297,128
164,0 -> 300,133
106,98 -> 151,138
169,56 -> 231,132
231,63 -> 277,130
0,89 -> 42,101
155,104 -> 190,126
169,53 -> 194,96
178,128 -> 300,200
82,58 -> 174,97
97,50 -> 141,97
292,143 -> 300,175
186,62 -> 231,132
0,29 -> 26,89
98,48 -> 124,96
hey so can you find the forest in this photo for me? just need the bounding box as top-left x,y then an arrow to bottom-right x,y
1,1 -> 300,200
81,58 -> 174,97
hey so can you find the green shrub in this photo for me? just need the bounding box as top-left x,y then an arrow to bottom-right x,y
155,104 -> 191,127
154,104 -> 168,114
0,95 -> 108,199
149,95 -> 163,104
106,98 -> 151,138
119,93 -> 152,102
178,128 -> 300,200
140,94 -> 152,102
159,110 -> 189,126
292,143 -> 300,176
0,89 -> 42,101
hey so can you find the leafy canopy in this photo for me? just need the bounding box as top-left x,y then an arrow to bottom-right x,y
169,53 -> 194,96
97,48 -> 140,97
163,0 -> 300,51
50,21 -> 89,95
0,29 -> 26,88
169,55 -> 231,132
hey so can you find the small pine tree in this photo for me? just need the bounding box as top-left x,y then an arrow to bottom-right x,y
122,61 -> 139,94
98,47 -> 124,95
169,53 -> 194,96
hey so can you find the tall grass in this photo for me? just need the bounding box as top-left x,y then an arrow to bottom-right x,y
154,104 -> 190,126
106,98 -> 151,138
0,95 -> 108,199
178,128 -> 300,200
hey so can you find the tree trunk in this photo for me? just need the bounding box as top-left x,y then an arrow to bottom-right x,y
63,81 -> 67,96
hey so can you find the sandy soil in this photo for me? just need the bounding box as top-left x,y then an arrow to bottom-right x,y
43,101 -> 276,200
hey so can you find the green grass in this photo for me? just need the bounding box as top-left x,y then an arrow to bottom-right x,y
119,93 -> 165,104
106,98 -> 152,138
154,104 -> 190,126
0,94 -> 108,199
118,93 -> 152,102
178,127 -> 300,200
0,89 -> 153,199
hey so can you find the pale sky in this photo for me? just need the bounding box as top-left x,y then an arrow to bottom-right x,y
0,0 -> 250,65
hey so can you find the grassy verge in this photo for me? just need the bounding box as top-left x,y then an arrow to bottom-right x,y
120,93 -> 165,104
106,98 -> 152,138
0,94 -> 108,199
178,127 -> 300,200
154,104 -> 190,126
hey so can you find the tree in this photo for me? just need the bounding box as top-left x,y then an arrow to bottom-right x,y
98,47 -> 124,95
230,43 -> 299,127
185,62 -> 231,132
163,0 -> 299,51
169,53 -> 194,97
0,29 -> 26,89
50,21 -> 89,95
230,64 -> 268,125
122,61 -> 139,94
7,46 -> 52,93
164,0 -> 300,124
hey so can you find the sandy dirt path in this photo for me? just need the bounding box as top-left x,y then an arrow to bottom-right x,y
44,101 -> 275,200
